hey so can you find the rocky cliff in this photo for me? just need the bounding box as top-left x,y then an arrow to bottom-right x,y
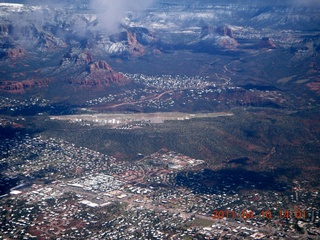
66,60 -> 129,88
257,37 -> 277,49
0,78 -> 52,94
127,30 -> 145,57
107,27 -> 157,57
6,48 -> 27,61
198,25 -> 239,50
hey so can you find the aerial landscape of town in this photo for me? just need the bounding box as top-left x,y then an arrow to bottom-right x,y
1,0 -> 320,239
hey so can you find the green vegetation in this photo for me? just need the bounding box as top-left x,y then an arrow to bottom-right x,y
20,106 -> 317,188
191,218 -> 214,227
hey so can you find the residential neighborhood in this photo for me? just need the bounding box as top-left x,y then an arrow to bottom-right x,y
1,135 -> 319,239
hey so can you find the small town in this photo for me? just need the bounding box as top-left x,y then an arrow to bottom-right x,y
84,73 -> 232,110
0,97 -> 50,112
0,135 -> 319,239
0,72 -> 284,116
0,0 -> 320,238
82,72 -> 285,112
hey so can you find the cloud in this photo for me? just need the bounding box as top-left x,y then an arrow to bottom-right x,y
291,0 -> 320,6
232,0 -> 320,6
90,0 -> 155,34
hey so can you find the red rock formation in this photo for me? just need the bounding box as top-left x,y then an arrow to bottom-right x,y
217,26 -> 235,39
76,51 -> 94,65
0,78 -> 51,94
217,36 -> 239,49
6,48 -> 26,60
67,60 -> 129,88
89,60 -> 113,73
39,32 -> 66,49
200,25 -> 239,49
83,52 -> 93,65
127,31 -> 145,57
257,37 -> 277,49
306,77 -> 320,95
110,27 -> 157,57
216,26 -> 239,48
